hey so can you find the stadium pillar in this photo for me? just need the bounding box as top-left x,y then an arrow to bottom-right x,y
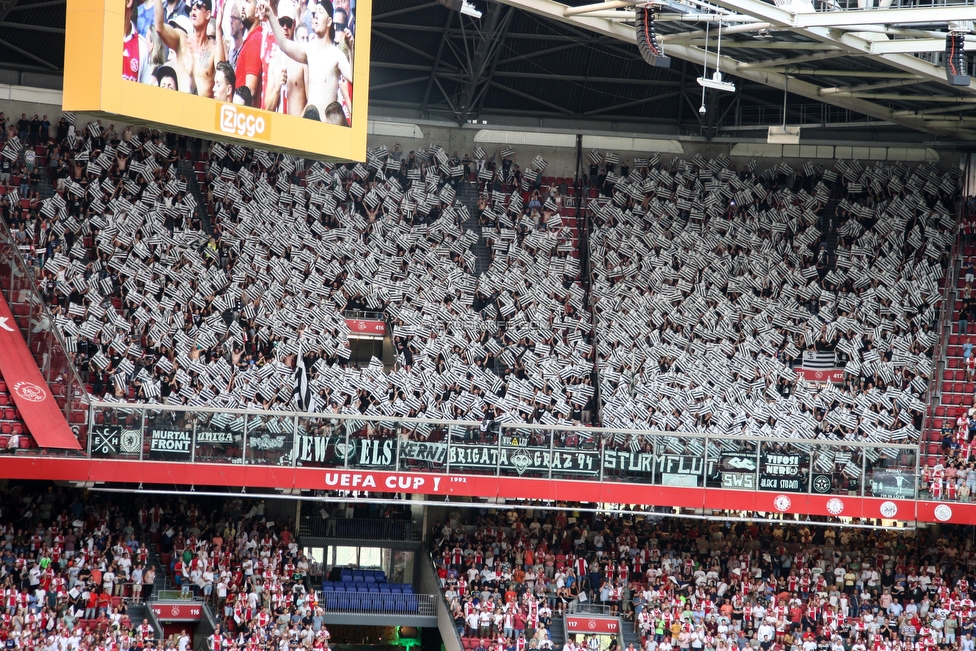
412,493 -> 426,536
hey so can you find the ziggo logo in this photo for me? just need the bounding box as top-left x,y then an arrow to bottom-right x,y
216,104 -> 271,141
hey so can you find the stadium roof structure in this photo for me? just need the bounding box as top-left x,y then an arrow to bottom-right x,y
2,0 -> 976,141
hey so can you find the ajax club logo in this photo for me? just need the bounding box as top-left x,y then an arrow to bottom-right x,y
826,498 -> 845,515
879,501 -> 898,518
13,381 -> 46,402
773,495 -> 792,512
934,504 -> 953,522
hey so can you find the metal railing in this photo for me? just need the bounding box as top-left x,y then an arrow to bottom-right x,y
568,600 -> 612,615
0,217 -> 90,447
299,517 -> 420,541
922,201 -> 962,466
86,400 -> 920,500
155,590 -> 197,601
317,590 -> 435,617
342,310 -> 386,321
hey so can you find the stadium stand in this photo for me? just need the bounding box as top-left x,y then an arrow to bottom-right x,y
432,506 -> 976,651
589,159 -> 956,447
923,214 -> 976,493
0,481 -> 327,650
3,119 -> 597,435
0,110 -> 964,496
7,480 -> 976,651
4,114 -> 960,446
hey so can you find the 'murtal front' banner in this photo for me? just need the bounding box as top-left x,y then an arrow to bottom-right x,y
150,429 -> 192,455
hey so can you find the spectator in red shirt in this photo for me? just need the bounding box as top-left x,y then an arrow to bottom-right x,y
233,0 -> 265,105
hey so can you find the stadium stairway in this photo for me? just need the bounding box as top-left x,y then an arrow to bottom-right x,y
549,615 -> 565,647
180,158 -> 212,233
620,619 -> 640,650
147,542 -> 172,594
929,245 -> 970,467
0,377 -> 32,450
126,603 -> 150,627
458,181 -> 493,276
819,198 -> 841,275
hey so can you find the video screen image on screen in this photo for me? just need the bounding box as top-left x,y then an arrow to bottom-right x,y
66,0 -> 370,160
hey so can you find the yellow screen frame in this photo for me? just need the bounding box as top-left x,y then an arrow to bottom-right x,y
63,0 -> 370,162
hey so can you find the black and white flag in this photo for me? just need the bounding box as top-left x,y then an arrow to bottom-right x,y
293,353 -> 312,412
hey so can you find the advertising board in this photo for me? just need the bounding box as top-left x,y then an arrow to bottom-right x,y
64,0 -> 370,161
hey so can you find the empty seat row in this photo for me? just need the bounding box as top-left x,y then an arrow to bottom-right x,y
322,583 -> 413,593
339,569 -> 386,582
321,592 -> 419,613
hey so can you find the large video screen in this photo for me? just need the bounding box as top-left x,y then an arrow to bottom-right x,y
63,0 -> 370,161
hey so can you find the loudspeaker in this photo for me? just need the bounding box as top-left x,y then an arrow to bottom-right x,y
636,7 -> 671,68
946,33 -> 970,86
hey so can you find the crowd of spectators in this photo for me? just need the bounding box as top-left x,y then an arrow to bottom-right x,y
0,481 -> 333,650
589,156 -> 957,448
433,505 -> 976,651
0,106 -> 964,475
0,114 -> 601,440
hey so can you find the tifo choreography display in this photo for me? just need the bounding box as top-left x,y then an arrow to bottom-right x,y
1,117 -> 958,447
0,107 -> 968,507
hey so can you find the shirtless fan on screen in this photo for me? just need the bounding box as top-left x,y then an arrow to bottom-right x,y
259,0 -> 352,121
